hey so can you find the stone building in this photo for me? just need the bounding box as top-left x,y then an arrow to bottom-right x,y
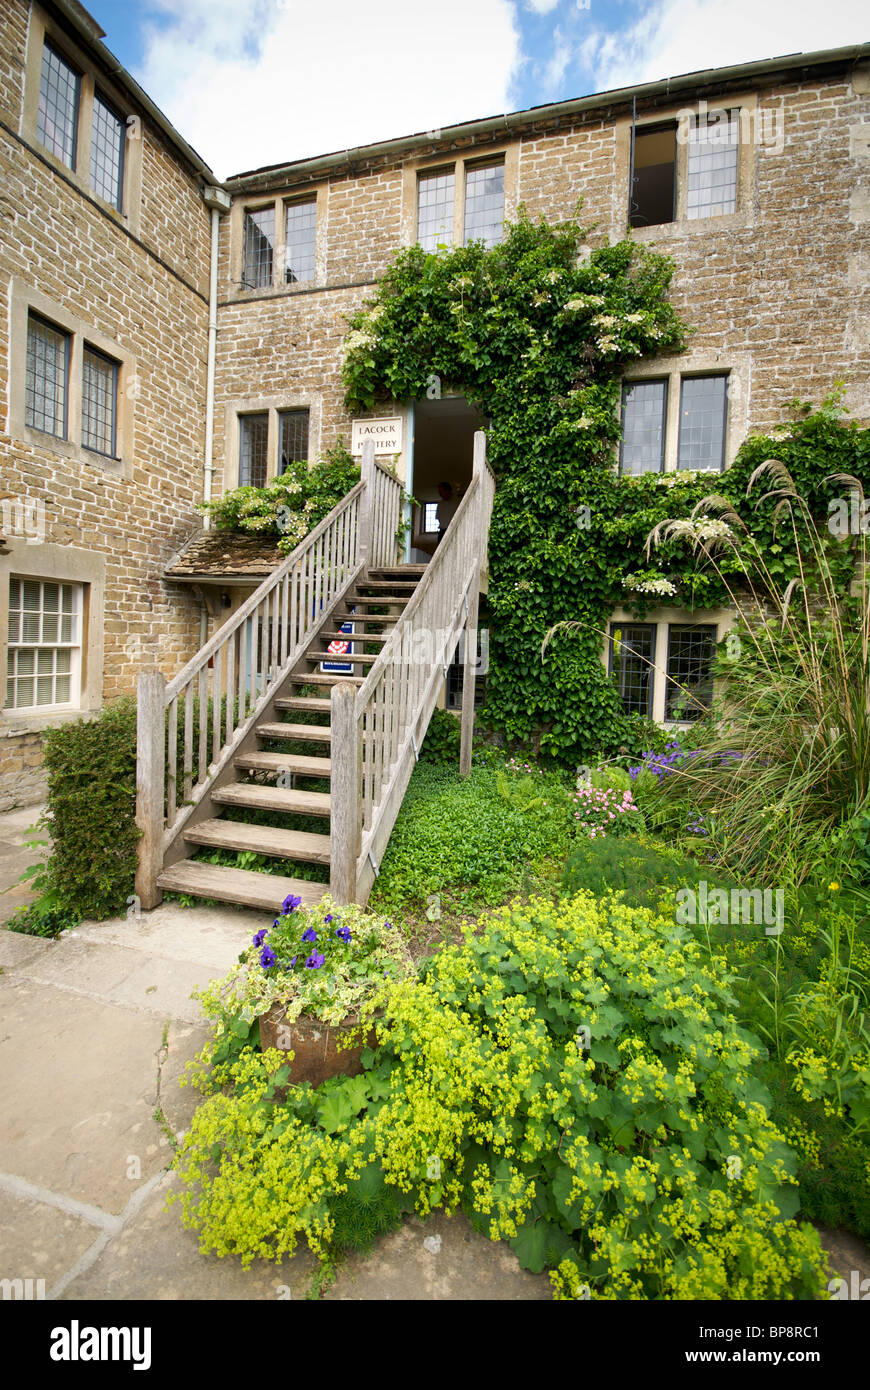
1,0 -> 868,809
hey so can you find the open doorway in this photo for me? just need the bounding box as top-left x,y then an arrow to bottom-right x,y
409,395 -> 487,561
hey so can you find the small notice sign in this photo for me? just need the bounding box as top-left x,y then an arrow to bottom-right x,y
351,417 -> 402,456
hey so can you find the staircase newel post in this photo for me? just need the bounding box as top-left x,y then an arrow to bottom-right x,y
135,669 -> 166,911
358,438 -> 375,571
330,681 -> 362,904
460,433 -> 487,777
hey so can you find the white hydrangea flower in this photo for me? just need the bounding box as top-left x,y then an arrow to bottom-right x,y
591,314 -> 618,328
622,575 -> 678,596
624,312 -> 644,324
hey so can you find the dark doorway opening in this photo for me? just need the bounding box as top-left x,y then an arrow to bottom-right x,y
410,395 -> 487,561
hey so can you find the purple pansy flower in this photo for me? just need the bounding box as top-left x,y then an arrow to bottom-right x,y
335,925 -> 352,943
281,893 -> 303,915
305,950 -> 325,969
260,944 -> 277,968
324,914 -> 334,924
253,928 -> 269,947
301,925 -> 318,944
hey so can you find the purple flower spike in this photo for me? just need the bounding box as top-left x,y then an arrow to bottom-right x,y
305,950 -> 325,970
253,928 -> 269,948
281,893 -> 303,915
301,925 -> 318,944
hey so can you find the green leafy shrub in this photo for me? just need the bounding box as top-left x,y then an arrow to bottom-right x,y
361,893 -> 828,1298
198,443 -> 360,555
371,763 -> 570,915
562,833 -> 723,910
12,700 -> 140,930
419,707 -> 461,765
175,892 -> 829,1297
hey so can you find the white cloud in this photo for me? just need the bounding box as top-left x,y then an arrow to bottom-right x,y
135,0 -> 522,178
543,27 -> 571,89
525,0 -> 561,12
581,0 -> 869,94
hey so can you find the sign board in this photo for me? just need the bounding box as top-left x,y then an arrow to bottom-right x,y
321,616 -> 355,675
351,416 -> 402,456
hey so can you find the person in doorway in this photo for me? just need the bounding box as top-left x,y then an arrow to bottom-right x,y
435,481 -> 460,545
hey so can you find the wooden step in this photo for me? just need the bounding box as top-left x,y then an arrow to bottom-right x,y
257,721 -> 330,742
235,750 -> 331,776
368,565 -> 428,577
290,672 -> 364,687
319,631 -> 388,644
305,650 -> 377,665
341,596 -> 409,608
212,784 -> 332,816
158,860 -> 324,911
275,696 -> 332,713
183,818 -> 331,864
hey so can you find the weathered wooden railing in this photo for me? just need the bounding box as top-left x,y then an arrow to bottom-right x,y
135,445 -> 402,907
330,432 -> 495,905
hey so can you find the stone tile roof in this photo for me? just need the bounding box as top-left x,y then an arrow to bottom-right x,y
164,530 -> 283,579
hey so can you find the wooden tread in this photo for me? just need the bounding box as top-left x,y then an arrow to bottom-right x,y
290,672 -> 364,687
183,818 -> 331,864
306,650 -> 377,665
212,784 -> 332,816
340,597 -> 409,608
235,750 -> 331,776
319,631 -> 388,644
157,860 -> 324,911
257,721 -> 330,741
275,696 -> 332,713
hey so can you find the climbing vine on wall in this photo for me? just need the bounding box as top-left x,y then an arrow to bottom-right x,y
342,212 -> 869,762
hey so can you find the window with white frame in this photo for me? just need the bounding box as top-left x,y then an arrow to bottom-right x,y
620,372 -> 728,474
90,91 -> 126,210
422,502 -> 440,534
82,345 -> 119,456
6,577 -> 82,711
26,313 -> 70,439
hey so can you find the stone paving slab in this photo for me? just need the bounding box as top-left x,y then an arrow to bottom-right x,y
59,1170 -> 318,1301
0,976 -> 170,1216
324,1209 -> 551,1301
0,1186 -> 99,1291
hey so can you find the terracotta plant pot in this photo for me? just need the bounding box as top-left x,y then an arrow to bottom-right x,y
259,1003 -> 378,1087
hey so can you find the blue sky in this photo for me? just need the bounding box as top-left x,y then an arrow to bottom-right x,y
84,0 -> 868,178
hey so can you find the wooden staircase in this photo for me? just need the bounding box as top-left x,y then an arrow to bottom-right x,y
135,437 -> 495,914
155,566 -> 424,911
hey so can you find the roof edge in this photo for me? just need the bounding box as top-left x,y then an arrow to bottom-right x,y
226,40 -> 870,190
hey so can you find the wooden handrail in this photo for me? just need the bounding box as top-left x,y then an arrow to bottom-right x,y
165,480 -> 364,703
